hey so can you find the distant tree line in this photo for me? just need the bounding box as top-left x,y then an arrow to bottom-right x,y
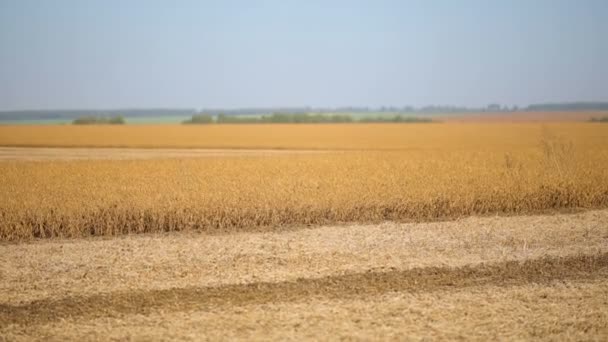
359,115 -> 432,123
589,117 -> 608,123
182,114 -> 213,124
72,116 -> 126,125
0,109 -> 196,121
182,113 -> 434,124
218,113 -> 355,123
3,102 -> 608,122
527,102 -> 608,111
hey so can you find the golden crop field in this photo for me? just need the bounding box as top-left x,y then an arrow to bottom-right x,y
2,122 -> 608,340
1,123 -> 607,241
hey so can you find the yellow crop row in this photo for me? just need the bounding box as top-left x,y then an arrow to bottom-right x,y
0,123 -> 606,150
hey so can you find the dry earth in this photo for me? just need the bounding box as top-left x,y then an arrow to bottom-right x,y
1,210 -> 607,341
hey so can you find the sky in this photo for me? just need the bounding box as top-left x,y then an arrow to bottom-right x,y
0,0 -> 607,110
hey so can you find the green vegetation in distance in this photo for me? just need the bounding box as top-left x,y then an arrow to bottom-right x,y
72,116 -> 126,125
0,109 -> 195,121
589,117 -> 608,123
2,102 -> 608,123
182,114 -> 213,124
3,102 -> 608,125
182,113 -> 434,124
359,115 -> 433,123
218,113 -> 355,124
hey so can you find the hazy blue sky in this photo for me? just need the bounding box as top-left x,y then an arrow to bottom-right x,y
1,0 -> 606,110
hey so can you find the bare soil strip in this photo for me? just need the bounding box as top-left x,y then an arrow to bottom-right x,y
0,147 -> 330,161
1,252 -> 606,328
2,210 -> 606,305
2,211 -> 607,340
14,280 -> 603,341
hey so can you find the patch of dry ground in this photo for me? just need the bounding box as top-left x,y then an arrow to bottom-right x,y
1,210 -> 607,340
5,279 -> 606,341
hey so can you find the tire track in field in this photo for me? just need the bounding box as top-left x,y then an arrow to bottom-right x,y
2,252 -> 606,327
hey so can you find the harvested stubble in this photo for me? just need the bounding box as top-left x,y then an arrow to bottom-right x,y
1,141 -> 607,241
3,210 -> 608,340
